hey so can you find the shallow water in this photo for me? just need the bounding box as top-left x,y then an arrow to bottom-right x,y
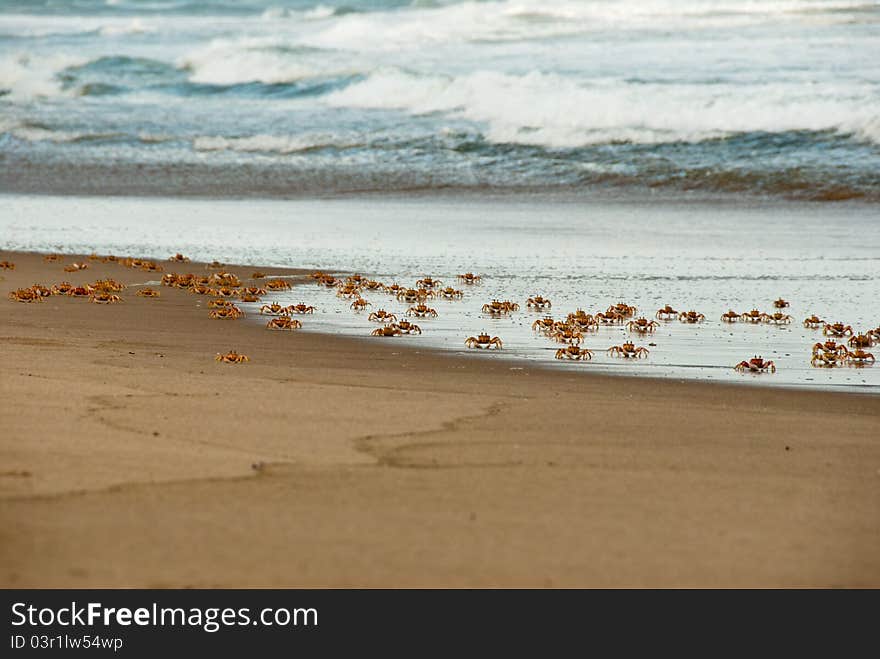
3,193 -> 878,392
2,0 -> 879,200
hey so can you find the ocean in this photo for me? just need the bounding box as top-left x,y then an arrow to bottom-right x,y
1,0 -> 879,200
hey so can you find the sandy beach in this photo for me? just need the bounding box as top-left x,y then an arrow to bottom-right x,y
1,249 -> 878,588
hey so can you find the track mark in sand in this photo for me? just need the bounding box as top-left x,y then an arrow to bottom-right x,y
0,336 -> 67,348
0,470 -> 32,479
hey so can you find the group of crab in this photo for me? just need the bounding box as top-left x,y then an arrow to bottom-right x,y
528,303 -> 651,361
8,277 -> 128,305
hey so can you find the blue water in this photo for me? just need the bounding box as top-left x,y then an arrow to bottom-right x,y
2,0 -> 879,199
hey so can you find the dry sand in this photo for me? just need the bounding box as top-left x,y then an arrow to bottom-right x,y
1,250 -> 878,587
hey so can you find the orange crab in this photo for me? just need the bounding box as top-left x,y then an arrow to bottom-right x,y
397,288 -> 433,303
655,305 -> 679,320
63,262 -> 89,273
721,310 -> 741,323
740,309 -> 767,324
92,279 -> 125,292
763,312 -> 792,325
215,350 -> 249,363
812,340 -> 847,358
678,310 -> 705,324
89,293 -> 122,304
395,320 -> 422,335
206,260 -> 226,270
289,303 -> 316,314
168,253 -> 190,263
734,356 -> 776,373
465,333 -> 502,349
137,288 -> 160,298
531,316 -> 556,334
608,303 -> 637,318
481,300 -> 518,315
416,276 -> 442,289
823,322 -> 853,337
210,272 -> 241,287
8,288 -> 43,303
626,317 -> 659,334
437,287 -> 464,300
526,296 -> 552,310
607,342 -> 649,358
848,333 -> 875,349
555,345 -> 592,361
457,273 -> 482,285
406,303 -> 437,318
844,348 -> 875,365
67,286 -> 94,298
551,326 -> 583,345
803,315 -> 825,329
350,297 -> 372,311
0,261 -> 14,270
594,311 -> 624,325
43,254 -> 63,263
371,324 -> 404,337
259,303 -> 291,316
773,298 -> 790,309
265,279 -> 292,291
209,306 -> 244,319
368,309 -> 397,323
50,282 -> 75,295
266,317 -> 302,331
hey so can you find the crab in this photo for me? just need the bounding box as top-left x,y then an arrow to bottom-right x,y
526,296 -> 552,309
844,348 -> 875,365
240,287 -> 267,296
608,303 -> 637,318
481,299 -> 518,315
260,303 -> 291,316
812,340 -> 848,358
8,288 -> 43,303
215,350 -> 249,363
823,322 -> 853,337
240,294 -> 261,303
734,356 -> 776,373
465,333 -> 502,349
437,287 -> 464,300
362,280 -> 384,291
397,288 -> 434,303
337,284 -> 362,299
139,261 -> 163,273
50,282 -> 75,295
811,351 -> 842,367
566,310 -> 598,331
289,303 -> 316,314
457,273 -> 482,285
551,327 -> 583,345
371,324 -> 404,337
383,283 -> 406,295
137,288 -> 160,298
161,273 -> 180,286
407,303 -> 437,318
89,293 -> 122,304
555,345 -> 593,361
763,312 -> 792,325
67,286 -> 94,297
532,316 -> 556,333
803,315 -> 825,329
30,285 -> 52,298
607,342 -> 649,358
740,309 -> 767,324
594,311 -> 624,325
395,320 -> 422,335
251,272 -> 266,279
678,311 -> 705,324
266,317 -> 302,331
212,287 -> 240,298
265,279 -> 292,291
43,254 -> 63,263
350,298 -> 372,311
848,333 -> 874,349
206,260 -> 226,270
317,275 -> 337,287
368,309 -> 397,323
168,253 -> 190,263
721,310 -> 741,323
190,286 -> 214,296
655,305 -> 679,321
773,298 -> 790,309
63,262 -> 89,272
0,261 -> 14,270
626,317 -> 660,334
208,298 -> 235,308
92,279 -> 125,292
209,306 -> 244,319
416,277 -> 442,289
210,272 -> 241,287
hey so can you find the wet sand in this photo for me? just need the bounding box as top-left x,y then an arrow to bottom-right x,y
1,250 -> 879,587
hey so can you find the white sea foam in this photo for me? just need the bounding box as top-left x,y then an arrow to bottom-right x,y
193,133 -> 359,154
0,53 -> 84,99
325,68 -> 880,147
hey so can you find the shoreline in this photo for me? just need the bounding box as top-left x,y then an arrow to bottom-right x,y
2,249 -> 879,587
